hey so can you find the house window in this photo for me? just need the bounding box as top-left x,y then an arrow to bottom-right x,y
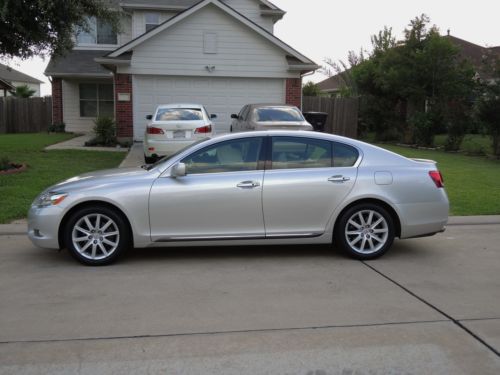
76,17 -> 117,45
79,83 -> 114,118
145,13 -> 160,32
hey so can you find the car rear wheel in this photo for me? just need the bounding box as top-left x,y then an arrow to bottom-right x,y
64,206 -> 130,266
334,203 -> 394,260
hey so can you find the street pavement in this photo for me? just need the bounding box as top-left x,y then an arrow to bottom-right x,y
0,222 -> 499,374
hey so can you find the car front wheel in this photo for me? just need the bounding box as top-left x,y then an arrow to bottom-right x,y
64,206 -> 130,266
334,203 -> 395,260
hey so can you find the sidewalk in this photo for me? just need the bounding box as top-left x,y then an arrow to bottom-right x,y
3,216 -> 500,236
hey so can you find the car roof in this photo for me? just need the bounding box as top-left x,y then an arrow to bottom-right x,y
156,103 -> 204,109
248,104 -> 299,109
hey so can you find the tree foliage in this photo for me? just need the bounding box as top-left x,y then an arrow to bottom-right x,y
333,15 -> 476,146
477,52 -> 500,157
302,81 -> 322,97
0,0 -> 120,59
10,84 -> 36,98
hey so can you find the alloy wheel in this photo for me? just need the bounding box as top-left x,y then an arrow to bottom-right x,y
344,209 -> 389,255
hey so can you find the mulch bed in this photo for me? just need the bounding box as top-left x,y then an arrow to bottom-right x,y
0,163 -> 27,175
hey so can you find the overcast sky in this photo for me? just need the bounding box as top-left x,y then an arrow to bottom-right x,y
8,0 -> 500,96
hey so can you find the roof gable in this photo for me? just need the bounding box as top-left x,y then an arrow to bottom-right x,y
108,0 -> 315,65
0,63 -> 44,84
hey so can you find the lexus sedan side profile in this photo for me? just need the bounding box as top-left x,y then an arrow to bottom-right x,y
28,131 -> 449,266
143,103 -> 216,163
230,104 -> 313,132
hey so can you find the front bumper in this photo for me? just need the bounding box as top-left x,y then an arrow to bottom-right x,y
27,205 -> 64,249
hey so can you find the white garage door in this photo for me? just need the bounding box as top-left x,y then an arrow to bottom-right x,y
133,75 -> 285,140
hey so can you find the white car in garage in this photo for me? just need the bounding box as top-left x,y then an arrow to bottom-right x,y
143,103 -> 216,163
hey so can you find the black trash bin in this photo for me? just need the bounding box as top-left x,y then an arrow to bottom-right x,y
303,112 -> 328,132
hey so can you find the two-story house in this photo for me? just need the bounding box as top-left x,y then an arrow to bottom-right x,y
45,0 -> 319,141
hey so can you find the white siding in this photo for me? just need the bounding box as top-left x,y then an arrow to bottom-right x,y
133,75 -> 284,139
119,14 -> 133,45
223,0 -> 274,33
62,79 -> 113,133
121,4 -> 294,79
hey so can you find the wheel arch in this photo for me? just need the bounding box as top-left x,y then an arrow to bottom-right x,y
58,200 -> 134,249
333,198 -> 402,239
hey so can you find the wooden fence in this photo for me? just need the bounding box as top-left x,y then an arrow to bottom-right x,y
0,96 -> 52,134
302,96 -> 358,138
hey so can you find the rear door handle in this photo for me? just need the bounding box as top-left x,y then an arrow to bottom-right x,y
328,175 -> 350,183
237,181 -> 260,188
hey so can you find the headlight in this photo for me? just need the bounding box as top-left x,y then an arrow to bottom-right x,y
34,192 -> 68,208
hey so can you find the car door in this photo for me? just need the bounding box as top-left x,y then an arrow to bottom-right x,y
149,137 -> 265,241
232,105 -> 247,132
262,136 -> 359,237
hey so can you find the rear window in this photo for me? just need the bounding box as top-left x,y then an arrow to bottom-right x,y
255,107 -> 304,122
155,108 -> 203,121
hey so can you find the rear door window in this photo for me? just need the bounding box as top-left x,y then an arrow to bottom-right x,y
271,137 -> 332,169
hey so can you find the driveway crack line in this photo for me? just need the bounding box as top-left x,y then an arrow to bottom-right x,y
362,260 -> 500,357
0,319 -> 449,345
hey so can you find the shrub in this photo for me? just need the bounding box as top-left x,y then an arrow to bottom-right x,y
92,117 -> 116,146
48,122 -> 66,133
0,156 -> 10,170
409,112 -> 434,147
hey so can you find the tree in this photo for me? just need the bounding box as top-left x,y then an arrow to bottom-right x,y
338,15 -> 476,145
10,84 -> 36,98
302,81 -> 321,97
477,52 -> 500,158
0,0 -> 120,59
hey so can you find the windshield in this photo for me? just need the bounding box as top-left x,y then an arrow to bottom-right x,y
145,138 -> 211,171
155,108 -> 203,121
255,107 -> 304,122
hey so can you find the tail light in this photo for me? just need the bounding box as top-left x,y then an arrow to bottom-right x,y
429,171 -> 444,188
147,126 -> 164,135
194,124 -> 212,134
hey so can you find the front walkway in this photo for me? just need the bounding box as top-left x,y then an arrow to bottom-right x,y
119,142 -> 144,168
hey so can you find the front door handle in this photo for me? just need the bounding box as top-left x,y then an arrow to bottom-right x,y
328,175 -> 350,183
237,181 -> 260,188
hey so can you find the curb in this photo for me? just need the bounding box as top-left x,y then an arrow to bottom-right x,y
2,216 -> 500,236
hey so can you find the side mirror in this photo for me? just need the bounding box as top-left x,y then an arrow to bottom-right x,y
210,114 -> 217,119
171,162 -> 186,178
230,114 -> 238,119
146,115 -> 153,120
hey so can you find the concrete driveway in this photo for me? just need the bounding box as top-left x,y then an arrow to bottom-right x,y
0,222 -> 499,374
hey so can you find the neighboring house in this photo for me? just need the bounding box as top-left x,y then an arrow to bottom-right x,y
0,63 -> 43,97
317,33 -> 500,97
45,0 -> 319,140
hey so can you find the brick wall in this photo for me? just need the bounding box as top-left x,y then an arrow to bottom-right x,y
114,74 -> 133,139
285,78 -> 302,109
51,78 -> 63,124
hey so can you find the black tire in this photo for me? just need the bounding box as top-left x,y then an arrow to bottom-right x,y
334,203 -> 395,260
64,205 -> 131,266
144,154 -> 156,164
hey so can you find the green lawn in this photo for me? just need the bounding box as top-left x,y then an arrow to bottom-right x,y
377,144 -> 500,216
0,133 -> 126,223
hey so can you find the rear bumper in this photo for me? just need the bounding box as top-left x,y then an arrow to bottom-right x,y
144,138 -> 197,157
396,198 -> 449,239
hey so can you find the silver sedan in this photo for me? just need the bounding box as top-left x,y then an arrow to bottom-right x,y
230,104 -> 313,132
28,131 -> 449,265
